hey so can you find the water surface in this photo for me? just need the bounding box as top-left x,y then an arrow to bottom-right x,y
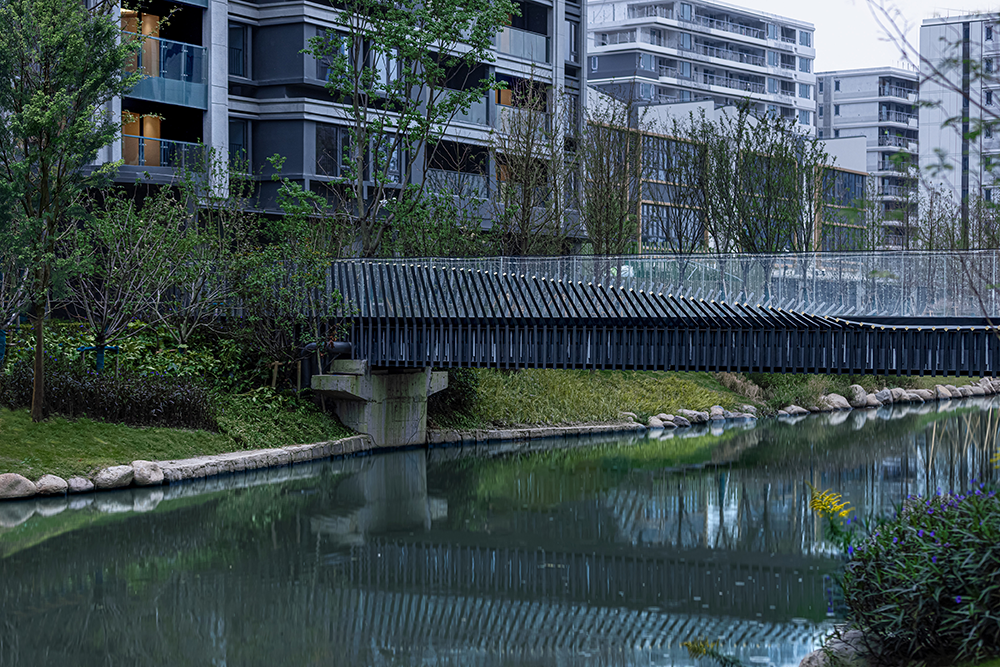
1,398 -> 997,666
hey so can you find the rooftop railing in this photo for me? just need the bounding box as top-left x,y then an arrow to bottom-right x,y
680,14 -> 765,41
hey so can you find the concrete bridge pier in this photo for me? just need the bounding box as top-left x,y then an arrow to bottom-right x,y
312,360 -> 448,447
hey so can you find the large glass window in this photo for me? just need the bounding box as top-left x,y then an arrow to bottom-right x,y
798,57 -> 811,73
799,83 -> 810,98
799,31 -> 811,47
228,118 -> 249,169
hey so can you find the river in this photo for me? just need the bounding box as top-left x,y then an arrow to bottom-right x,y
1,397 -> 998,666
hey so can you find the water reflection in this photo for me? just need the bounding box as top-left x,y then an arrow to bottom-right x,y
0,397 -> 998,666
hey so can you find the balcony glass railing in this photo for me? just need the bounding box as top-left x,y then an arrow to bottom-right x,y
125,33 -> 206,84
879,85 -> 915,99
447,90 -> 489,125
703,74 -> 765,94
627,5 -> 671,19
878,135 -> 917,150
598,31 -> 637,46
879,110 -> 917,124
496,26 -> 550,64
879,185 -> 918,198
425,169 -> 489,200
121,135 -> 205,169
697,44 -> 765,67
679,14 -> 765,40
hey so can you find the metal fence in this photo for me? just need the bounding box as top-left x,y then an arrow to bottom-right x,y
351,251 -> 1000,319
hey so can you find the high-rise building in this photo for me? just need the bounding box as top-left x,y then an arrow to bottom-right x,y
586,0 -> 816,132
814,67 -> 919,248
919,14 -> 998,218
96,0 -> 584,212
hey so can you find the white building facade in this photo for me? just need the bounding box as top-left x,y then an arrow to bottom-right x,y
815,67 -> 919,247
587,0 -> 816,132
919,14 -> 999,218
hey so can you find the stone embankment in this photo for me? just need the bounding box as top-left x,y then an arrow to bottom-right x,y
779,377 -> 1000,420
0,434 -> 373,504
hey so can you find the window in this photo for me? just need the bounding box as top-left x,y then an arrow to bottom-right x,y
590,56 -> 598,72
228,118 -> 249,170
378,136 -> 402,183
834,129 -> 840,138
766,104 -> 778,116
988,90 -> 994,106
799,83 -> 810,98
987,124 -> 994,139
679,32 -> 692,50
638,53 -> 654,70
639,82 -> 653,99
767,77 -> 777,94
799,109 -> 810,125
565,20 -> 579,63
834,79 -> 840,91
228,24 -> 248,78
987,188 -> 993,202
373,49 -> 397,87
799,31 -> 811,47
834,104 -> 840,116
988,25 -> 994,41
987,58 -> 994,74
678,60 -> 691,78
799,57 -> 811,73
766,23 -> 777,40
819,80 -> 824,93
316,124 -> 354,177
678,2 -> 692,20
818,105 -> 824,117
767,51 -> 778,67
818,129 -> 824,138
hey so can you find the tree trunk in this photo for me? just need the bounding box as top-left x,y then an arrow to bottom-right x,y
30,311 -> 44,422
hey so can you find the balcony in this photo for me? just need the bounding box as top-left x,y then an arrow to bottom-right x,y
496,105 -> 552,132
878,135 -> 917,150
879,110 -> 917,125
697,44 -> 765,67
122,135 -> 206,169
703,73 -> 765,94
425,169 -> 489,200
876,160 -> 908,173
597,30 -> 637,46
496,26 -> 550,63
125,34 -> 207,109
449,91 -> 489,125
879,184 -> 917,198
627,4 -> 671,19
879,85 -> 915,100
680,14 -> 765,41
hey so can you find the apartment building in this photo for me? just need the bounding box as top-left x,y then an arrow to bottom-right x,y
587,0 -> 816,132
636,99 -> 867,251
96,0 -> 584,212
814,67 -> 919,247
919,14 -> 998,219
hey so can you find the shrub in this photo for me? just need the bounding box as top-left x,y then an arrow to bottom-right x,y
0,355 -> 217,431
842,487 -> 1000,664
428,368 -> 480,427
715,372 -> 763,401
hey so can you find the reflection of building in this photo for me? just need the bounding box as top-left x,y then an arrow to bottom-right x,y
587,0 -> 816,131
98,0 -> 585,209
815,67 -> 919,249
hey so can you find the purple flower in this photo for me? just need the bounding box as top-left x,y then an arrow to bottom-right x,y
893,537 -> 898,544
956,596 -> 962,604
930,531 -> 935,537
918,530 -> 924,537
932,556 -> 937,563
848,545 -> 854,557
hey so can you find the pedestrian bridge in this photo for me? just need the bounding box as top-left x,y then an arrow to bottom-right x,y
328,256 -> 1000,377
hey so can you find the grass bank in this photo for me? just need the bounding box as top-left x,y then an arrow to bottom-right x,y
429,368 -> 756,429
0,391 -> 352,480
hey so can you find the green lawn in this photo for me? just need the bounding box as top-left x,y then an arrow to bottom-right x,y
0,397 -> 353,480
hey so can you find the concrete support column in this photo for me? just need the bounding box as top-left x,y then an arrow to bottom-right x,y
312,360 -> 448,448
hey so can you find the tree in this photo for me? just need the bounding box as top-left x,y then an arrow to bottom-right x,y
60,188 -> 189,372
489,77 -> 571,256
577,90 -> 647,257
305,0 -> 515,257
0,0 -> 139,420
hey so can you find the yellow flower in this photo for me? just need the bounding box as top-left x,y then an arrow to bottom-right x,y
681,638 -> 719,658
807,482 -> 854,520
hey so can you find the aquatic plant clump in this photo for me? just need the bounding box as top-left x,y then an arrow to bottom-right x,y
842,486 -> 1000,664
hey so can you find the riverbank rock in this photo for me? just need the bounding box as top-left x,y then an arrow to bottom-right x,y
67,477 -> 95,494
783,404 -> 810,416
945,384 -> 960,396
914,389 -> 934,401
970,385 -> 986,396
709,405 -> 726,420
94,466 -> 134,490
647,416 -> 664,429
672,415 -> 691,428
34,475 -> 67,496
904,391 -> 925,403
132,461 -> 164,487
935,385 -> 952,400
865,394 -> 883,408
848,385 -> 868,408
890,387 -> 907,402
798,629 -> 870,667
0,473 -> 36,500
677,409 -> 709,424
777,409 -> 789,416
874,389 -> 893,404
619,411 -> 638,421
820,393 -> 851,411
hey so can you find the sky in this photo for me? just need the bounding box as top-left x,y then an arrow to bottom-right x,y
746,0 -> 992,72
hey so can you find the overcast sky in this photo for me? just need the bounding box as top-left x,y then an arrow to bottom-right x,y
747,0 -> 991,72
